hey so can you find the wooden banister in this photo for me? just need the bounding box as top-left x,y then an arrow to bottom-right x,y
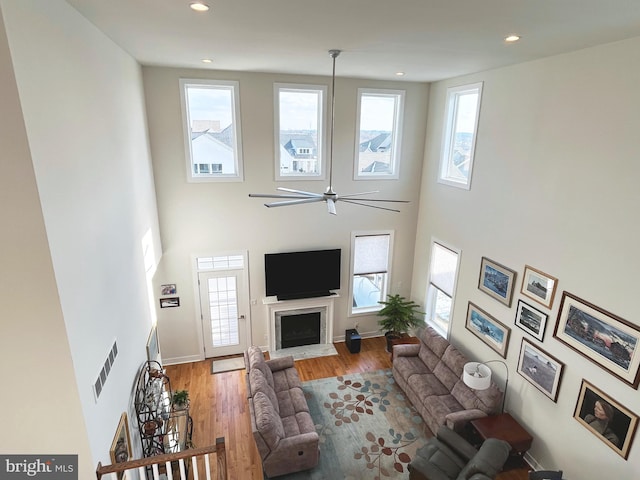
96,437 -> 226,480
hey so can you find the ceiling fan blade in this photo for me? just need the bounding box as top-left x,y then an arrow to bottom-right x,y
276,187 -> 323,197
340,199 -> 402,213
340,198 -> 409,203
326,198 -> 337,215
264,197 -> 325,208
337,191 -> 380,198
249,193 -> 317,199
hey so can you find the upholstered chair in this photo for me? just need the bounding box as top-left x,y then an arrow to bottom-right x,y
408,426 -> 510,480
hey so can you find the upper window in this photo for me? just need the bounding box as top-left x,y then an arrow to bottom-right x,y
425,240 -> 460,338
180,79 -> 243,182
350,231 -> 393,315
354,89 -> 404,180
274,84 -> 326,181
438,82 -> 483,190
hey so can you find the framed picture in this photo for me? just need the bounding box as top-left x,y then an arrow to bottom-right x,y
574,379 -> 638,459
514,300 -> 548,341
517,338 -> 564,402
146,326 -> 159,362
110,413 -> 132,478
465,302 -> 511,358
478,257 -> 517,307
161,283 -> 177,295
520,265 -> 558,309
159,297 -> 180,308
554,291 -> 640,388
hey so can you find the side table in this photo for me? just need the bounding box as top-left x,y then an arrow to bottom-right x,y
470,413 -> 533,456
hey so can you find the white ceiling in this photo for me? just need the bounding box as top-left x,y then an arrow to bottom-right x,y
67,0 -> 640,82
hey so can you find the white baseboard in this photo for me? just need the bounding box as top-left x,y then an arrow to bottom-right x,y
162,353 -> 204,365
335,331 -> 382,342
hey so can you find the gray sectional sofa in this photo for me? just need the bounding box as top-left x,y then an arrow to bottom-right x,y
244,346 -> 319,478
392,327 -> 502,435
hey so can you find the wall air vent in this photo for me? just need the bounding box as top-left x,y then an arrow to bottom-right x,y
93,340 -> 118,401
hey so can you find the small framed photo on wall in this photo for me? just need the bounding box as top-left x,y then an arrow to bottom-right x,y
520,265 -> 557,309
514,300 -> 548,341
478,257 -> 517,307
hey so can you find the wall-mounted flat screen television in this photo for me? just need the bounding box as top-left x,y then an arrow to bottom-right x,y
265,249 -> 341,300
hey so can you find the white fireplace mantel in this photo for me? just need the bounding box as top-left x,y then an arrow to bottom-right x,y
264,295 -> 337,353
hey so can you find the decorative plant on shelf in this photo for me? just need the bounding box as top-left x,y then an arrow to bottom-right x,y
172,390 -> 189,410
377,294 -> 424,351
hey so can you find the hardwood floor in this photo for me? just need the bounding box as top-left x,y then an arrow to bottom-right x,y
165,337 -> 529,479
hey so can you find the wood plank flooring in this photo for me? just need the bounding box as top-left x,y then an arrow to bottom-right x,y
165,337 -> 529,479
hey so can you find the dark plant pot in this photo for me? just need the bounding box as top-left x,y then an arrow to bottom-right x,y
385,331 -> 401,353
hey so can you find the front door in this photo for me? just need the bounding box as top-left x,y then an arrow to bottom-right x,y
198,268 -> 249,358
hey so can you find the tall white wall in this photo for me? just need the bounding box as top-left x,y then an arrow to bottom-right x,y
142,67 -> 429,363
1,0 -> 162,471
412,37 -> 640,478
0,4 -> 92,474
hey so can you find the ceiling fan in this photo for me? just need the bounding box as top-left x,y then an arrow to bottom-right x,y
249,49 -> 408,215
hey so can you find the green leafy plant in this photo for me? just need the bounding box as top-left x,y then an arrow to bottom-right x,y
377,294 -> 424,337
172,389 -> 189,409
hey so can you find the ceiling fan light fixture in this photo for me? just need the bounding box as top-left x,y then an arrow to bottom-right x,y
189,2 -> 210,12
505,34 -> 521,43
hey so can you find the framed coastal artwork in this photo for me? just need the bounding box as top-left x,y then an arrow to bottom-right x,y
514,300 -> 549,341
465,302 -> 511,358
554,291 -> 640,388
520,265 -> 558,309
478,257 -> 517,307
573,379 -> 638,459
516,338 -> 564,402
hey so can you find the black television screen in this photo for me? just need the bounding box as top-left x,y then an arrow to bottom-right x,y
265,249 -> 341,300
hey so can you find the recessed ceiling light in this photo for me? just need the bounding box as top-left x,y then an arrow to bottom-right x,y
202,58 -> 213,64
190,2 -> 210,12
505,35 -> 521,43
395,72 -> 405,77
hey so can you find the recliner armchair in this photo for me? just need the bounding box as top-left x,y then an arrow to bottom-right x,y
408,426 -> 510,480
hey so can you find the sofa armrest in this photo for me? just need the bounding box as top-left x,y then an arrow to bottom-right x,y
393,343 -> 420,357
266,355 -> 295,371
445,409 -> 487,432
276,431 -> 319,451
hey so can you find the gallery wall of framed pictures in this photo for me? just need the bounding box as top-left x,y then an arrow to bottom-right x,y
464,256 -> 639,460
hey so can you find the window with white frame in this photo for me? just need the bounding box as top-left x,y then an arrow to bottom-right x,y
438,82 -> 483,189
350,232 -> 393,314
274,84 -> 326,181
354,89 -> 404,179
180,79 -> 244,182
425,240 -> 460,338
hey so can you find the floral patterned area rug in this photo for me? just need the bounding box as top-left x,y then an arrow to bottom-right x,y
274,369 -> 432,480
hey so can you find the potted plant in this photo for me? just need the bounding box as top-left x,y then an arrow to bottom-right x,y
172,390 -> 189,410
377,294 -> 424,352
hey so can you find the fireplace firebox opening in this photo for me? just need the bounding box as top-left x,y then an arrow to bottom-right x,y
280,312 -> 321,348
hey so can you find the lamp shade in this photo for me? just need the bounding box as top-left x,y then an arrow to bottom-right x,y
463,362 -> 492,390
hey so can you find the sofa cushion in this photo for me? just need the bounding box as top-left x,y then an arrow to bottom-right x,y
271,366 -> 302,392
407,373 -> 450,398
253,391 -> 285,450
276,387 -> 309,418
455,438 -> 510,480
250,368 -> 280,414
433,346 -> 466,390
282,410 -> 315,438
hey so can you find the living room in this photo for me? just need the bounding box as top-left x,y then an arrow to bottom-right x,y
2,1 -> 639,479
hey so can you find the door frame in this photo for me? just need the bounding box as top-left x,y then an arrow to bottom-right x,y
191,251 -> 252,359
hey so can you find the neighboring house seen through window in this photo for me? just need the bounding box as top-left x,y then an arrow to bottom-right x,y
354,88 -> 404,180
350,231 -> 393,315
438,82 -> 483,190
180,79 -> 244,182
425,240 -> 460,338
275,84 -> 326,181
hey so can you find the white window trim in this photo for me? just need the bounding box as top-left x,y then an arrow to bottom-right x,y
180,78 -> 244,183
354,88 -> 404,180
437,82 -> 483,190
425,238 -> 461,339
274,83 -> 327,182
349,230 -> 395,317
